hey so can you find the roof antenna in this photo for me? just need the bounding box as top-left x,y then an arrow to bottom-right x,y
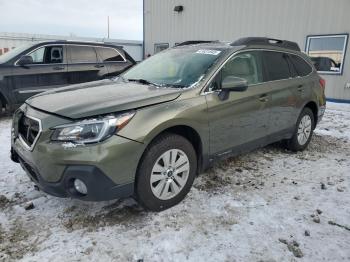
107,16 -> 110,39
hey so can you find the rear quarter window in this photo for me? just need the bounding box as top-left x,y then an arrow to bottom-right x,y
262,51 -> 291,81
290,54 -> 313,77
96,47 -> 125,62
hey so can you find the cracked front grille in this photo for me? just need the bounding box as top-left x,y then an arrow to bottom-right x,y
18,114 -> 41,149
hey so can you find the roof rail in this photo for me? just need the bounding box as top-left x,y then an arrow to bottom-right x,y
175,40 -> 218,46
64,39 -> 105,44
231,37 -> 300,51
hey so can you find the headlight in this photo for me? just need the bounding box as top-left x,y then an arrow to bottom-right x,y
51,111 -> 135,144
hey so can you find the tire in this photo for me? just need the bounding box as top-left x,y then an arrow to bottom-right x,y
135,133 -> 197,211
0,99 -> 3,118
285,107 -> 315,152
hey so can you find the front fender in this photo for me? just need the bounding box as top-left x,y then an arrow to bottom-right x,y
118,95 -> 209,158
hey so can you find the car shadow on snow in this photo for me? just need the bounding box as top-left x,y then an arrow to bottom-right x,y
59,198 -> 148,232
193,133 -> 347,193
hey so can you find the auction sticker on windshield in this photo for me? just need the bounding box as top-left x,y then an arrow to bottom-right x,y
196,49 -> 221,55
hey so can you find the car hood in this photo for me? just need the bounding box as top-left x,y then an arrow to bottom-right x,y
26,79 -> 183,119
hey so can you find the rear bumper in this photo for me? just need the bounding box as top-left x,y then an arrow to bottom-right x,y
13,149 -> 134,201
318,105 -> 326,123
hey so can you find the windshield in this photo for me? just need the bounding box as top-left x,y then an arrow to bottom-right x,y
0,43 -> 35,64
122,47 -> 223,88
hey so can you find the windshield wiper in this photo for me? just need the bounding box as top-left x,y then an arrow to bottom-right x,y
127,78 -> 159,86
167,84 -> 187,88
127,78 -> 187,88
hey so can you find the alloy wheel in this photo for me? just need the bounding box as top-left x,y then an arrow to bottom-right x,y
150,149 -> 190,200
297,115 -> 312,145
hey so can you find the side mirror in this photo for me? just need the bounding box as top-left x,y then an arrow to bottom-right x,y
222,76 -> 248,91
218,76 -> 248,100
17,55 -> 33,66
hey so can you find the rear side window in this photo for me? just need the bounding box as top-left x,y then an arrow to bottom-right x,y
289,54 -> 312,77
69,46 -> 97,63
262,51 -> 291,81
96,47 -> 125,62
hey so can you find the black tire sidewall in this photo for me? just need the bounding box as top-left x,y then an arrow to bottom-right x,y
0,100 -> 3,117
135,133 -> 197,211
288,107 -> 315,151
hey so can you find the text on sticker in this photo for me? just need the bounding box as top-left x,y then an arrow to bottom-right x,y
196,49 -> 221,55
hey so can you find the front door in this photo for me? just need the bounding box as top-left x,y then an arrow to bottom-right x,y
10,45 -> 68,104
205,51 -> 272,157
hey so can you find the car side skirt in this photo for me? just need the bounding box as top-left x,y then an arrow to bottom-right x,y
207,127 -> 294,167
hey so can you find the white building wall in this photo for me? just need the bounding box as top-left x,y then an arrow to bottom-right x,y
0,32 -> 143,61
144,0 -> 350,100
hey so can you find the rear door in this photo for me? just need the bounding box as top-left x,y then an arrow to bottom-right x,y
95,46 -> 133,77
288,54 -> 314,105
10,45 -> 68,103
67,45 -> 109,84
262,50 -> 299,136
205,50 -> 272,156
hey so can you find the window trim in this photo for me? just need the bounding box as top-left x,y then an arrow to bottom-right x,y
14,44 -> 126,66
202,49 -> 314,94
154,43 -> 169,54
305,33 -> 348,75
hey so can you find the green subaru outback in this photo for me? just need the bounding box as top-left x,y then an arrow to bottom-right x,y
11,37 -> 326,211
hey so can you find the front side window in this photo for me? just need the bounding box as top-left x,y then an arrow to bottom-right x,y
96,47 -> 125,62
154,43 -> 169,54
123,48 -> 223,88
221,51 -> 263,85
28,47 -> 45,63
27,45 -> 63,64
306,34 -> 348,74
262,51 -> 291,81
69,46 -> 97,63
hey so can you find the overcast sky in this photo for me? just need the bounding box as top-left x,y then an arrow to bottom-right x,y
0,0 -> 143,40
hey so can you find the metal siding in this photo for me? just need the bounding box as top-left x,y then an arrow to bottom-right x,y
144,0 -> 350,100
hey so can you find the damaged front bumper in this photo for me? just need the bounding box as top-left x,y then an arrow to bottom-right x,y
10,105 -> 146,201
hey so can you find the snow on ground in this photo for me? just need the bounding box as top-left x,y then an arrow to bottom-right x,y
0,102 -> 349,262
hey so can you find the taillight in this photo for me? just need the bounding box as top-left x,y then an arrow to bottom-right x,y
319,78 -> 326,92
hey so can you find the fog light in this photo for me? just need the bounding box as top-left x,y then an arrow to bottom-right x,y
74,179 -> 87,195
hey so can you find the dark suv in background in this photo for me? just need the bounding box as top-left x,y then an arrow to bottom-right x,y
0,40 -> 135,115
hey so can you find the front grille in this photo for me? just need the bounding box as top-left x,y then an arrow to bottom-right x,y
18,114 -> 41,149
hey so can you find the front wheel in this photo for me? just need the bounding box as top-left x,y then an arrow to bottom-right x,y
0,100 -> 3,117
135,133 -> 197,211
285,107 -> 315,151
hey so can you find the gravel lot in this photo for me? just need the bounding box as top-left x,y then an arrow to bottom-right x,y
0,102 -> 349,262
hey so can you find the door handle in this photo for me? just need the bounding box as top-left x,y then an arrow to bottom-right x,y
53,66 -> 65,70
297,84 -> 303,92
94,65 -> 105,68
259,94 -> 268,102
